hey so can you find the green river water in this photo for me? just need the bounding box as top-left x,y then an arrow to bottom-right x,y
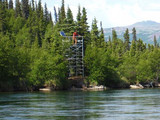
0,89 -> 160,120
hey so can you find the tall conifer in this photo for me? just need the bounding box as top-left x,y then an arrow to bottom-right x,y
9,0 -> 13,9
54,6 -> 58,23
66,6 -> 73,24
154,35 -> 157,48
37,0 -> 43,18
81,7 -> 90,47
65,6 -> 74,35
132,27 -> 137,42
31,0 -> 35,11
99,21 -> 105,47
0,0 -> 7,33
91,18 -> 99,46
15,0 -> 22,17
22,0 -> 29,19
0,1 -> 4,32
76,5 -> 82,34
59,0 -> 66,24
130,40 -> 136,56
49,12 -> 52,23
124,28 -> 130,51
44,3 -> 49,24
4,0 -> 8,9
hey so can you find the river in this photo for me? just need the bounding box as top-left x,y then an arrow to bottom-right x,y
0,89 -> 160,120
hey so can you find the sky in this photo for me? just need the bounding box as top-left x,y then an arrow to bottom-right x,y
15,0 -> 160,28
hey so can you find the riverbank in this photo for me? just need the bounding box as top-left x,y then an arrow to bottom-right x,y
39,85 -> 108,92
1,76 -> 160,92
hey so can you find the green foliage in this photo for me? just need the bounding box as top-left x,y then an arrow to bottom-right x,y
0,34 -> 16,91
149,49 -> 160,82
85,44 -> 127,88
130,40 -> 136,56
0,0 -> 71,91
136,51 -> 152,83
76,5 -> 82,33
64,6 -> 75,36
136,38 -> 146,52
119,55 -> 137,83
1,0 -> 160,92
0,1 -> 8,33
28,50 -> 68,89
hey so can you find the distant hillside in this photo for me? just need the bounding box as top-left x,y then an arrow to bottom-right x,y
104,20 -> 160,44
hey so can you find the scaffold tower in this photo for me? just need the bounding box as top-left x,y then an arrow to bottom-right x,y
68,36 -> 84,77
62,36 -> 84,78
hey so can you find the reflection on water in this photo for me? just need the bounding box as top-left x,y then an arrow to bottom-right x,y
1,89 -> 160,120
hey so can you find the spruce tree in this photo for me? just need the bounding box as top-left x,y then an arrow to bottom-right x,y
154,35 -> 157,48
130,40 -> 136,56
132,27 -> 137,42
81,7 -> 88,26
31,0 -> 44,47
112,28 -> 118,51
49,12 -> 52,23
0,1 -> 7,33
31,0 -> 35,11
77,5 -> 81,22
76,5 -> 82,34
37,0 -> 43,18
58,7 -> 61,23
4,0 -> 8,9
123,28 -> 130,51
91,18 -> 99,46
15,0 -> 22,17
66,6 -> 73,24
59,0 -> 66,24
81,7 -> 90,46
99,21 -> 105,47
107,36 -> 112,49
65,6 -> 74,35
54,6 -> 58,23
9,0 -> 13,9
148,44 -> 151,51
22,0 -> 29,19
136,39 -> 145,52
0,1 -> 4,32
112,28 -> 117,42
44,3 -> 49,24
108,36 -> 111,42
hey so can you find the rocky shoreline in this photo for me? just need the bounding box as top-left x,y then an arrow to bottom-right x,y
39,85 -> 108,92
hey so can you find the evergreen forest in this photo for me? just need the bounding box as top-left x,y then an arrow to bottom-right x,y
0,0 -> 160,91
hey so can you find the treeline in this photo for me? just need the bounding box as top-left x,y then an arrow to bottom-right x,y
0,0 -> 160,91
85,27 -> 160,88
0,0 -> 69,91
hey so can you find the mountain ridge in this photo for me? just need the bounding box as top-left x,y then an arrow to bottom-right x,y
104,20 -> 160,44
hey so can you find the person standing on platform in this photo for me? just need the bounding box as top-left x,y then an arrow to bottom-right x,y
72,30 -> 79,45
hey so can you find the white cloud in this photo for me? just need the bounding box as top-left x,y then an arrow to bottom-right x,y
13,0 -> 160,28
63,0 -> 160,28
